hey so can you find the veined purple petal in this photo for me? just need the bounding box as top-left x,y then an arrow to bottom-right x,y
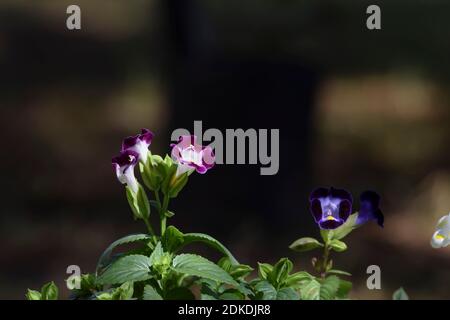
310,187 -> 329,201
121,129 -> 154,163
112,150 -> 139,193
357,190 -> 384,227
310,198 -> 323,223
171,135 -> 215,176
112,150 -> 139,167
139,128 -> 154,144
319,217 -> 345,230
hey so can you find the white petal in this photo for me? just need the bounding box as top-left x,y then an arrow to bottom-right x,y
176,163 -> 194,177
431,231 -> 445,248
116,165 -> 139,194
437,215 -> 449,228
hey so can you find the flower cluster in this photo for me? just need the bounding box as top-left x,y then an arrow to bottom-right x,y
112,129 -> 215,196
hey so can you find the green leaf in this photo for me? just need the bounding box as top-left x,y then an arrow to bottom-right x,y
71,274 -> 100,299
26,289 -> 42,300
162,226 -> 184,253
220,258 -> 253,279
140,155 -> 165,192
331,213 -> 359,240
97,255 -> 152,285
320,276 -> 340,300
96,292 -> 113,300
229,264 -> 254,280
168,172 -> 189,198
218,257 -> 233,272
257,263 -> 273,280
284,271 -> 314,287
149,242 -> 164,265
125,185 -> 150,220
143,285 -> 163,300
269,258 -> 293,287
171,254 -> 237,286
136,184 -> 150,219
41,282 -> 58,300
165,210 -> 176,218
289,237 -> 324,252
111,282 -> 134,300
254,281 -> 277,300
220,289 -> 245,300
182,233 -> 239,265
237,282 -> 254,297
327,269 -> 352,276
336,279 -> 352,299
96,234 -> 151,273
148,242 -> 172,276
276,287 -> 299,300
329,239 -> 348,252
126,186 -> 140,219
300,279 -> 320,300
200,282 -> 219,300
393,287 -> 409,300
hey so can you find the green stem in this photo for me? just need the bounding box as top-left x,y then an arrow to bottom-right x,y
154,191 -> 161,208
160,194 -> 170,236
321,243 -> 330,278
144,218 -> 155,236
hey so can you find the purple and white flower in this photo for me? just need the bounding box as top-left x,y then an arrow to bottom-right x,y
431,213 -> 450,249
310,187 -> 353,230
112,150 -> 139,193
122,129 -> 154,163
171,135 -> 215,177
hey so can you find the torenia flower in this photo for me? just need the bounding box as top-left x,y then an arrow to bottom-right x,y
310,187 -> 353,230
431,213 -> 450,248
122,129 -> 154,163
171,135 -> 215,177
112,150 -> 139,193
356,191 -> 384,227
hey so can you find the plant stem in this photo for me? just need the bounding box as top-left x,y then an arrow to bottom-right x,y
160,194 -> 170,236
154,191 -> 161,207
144,218 -> 155,236
321,243 -> 330,278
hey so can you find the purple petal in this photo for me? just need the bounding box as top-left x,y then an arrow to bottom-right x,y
319,218 -> 344,230
338,199 -> 352,222
202,146 -> 216,169
122,136 -> 139,151
330,187 -> 353,203
357,190 -> 384,227
121,129 -> 154,151
139,128 -> 154,144
310,187 -> 329,201
310,198 -> 323,223
112,150 -> 139,167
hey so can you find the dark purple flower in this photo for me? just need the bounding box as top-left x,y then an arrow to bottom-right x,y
356,191 -> 384,227
310,187 -> 353,230
122,129 -> 154,163
112,150 -> 139,193
171,135 -> 215,177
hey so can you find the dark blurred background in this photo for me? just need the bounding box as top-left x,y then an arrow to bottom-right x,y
1,0 -> 449,299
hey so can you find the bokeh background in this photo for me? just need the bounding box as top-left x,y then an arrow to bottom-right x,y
1,0 -> 449,299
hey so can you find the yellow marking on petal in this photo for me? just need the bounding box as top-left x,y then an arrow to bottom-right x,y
435,234 -> 445,240
326,215 -> 336,221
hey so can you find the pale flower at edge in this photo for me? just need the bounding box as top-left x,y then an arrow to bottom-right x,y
431,213 -> 450,249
